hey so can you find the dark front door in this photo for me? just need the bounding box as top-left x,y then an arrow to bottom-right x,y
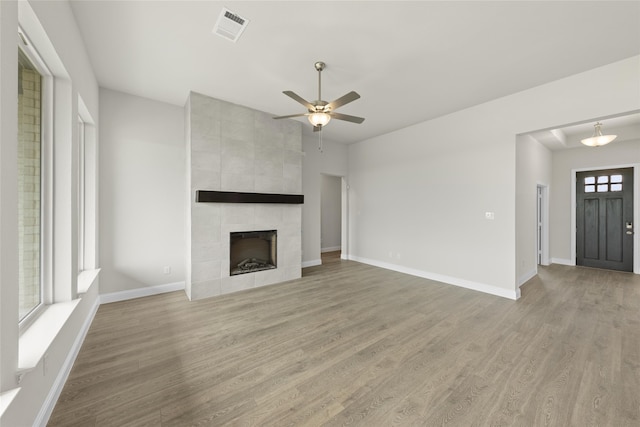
576,168 -> 634,272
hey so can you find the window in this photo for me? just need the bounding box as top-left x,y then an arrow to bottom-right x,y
584,174 -> 624,193
17,47 -> 43,321
77,98 -> 97,294
78,117 -> 85,273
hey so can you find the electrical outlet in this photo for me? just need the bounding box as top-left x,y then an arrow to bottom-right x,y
485,212 -> 495,220
163,266 -> 171,275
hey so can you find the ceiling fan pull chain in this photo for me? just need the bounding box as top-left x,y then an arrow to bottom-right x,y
319,128 -> 323,153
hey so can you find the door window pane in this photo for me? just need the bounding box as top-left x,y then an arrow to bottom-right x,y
610,175 -> 623,183
585,185 -> 596,193
584,177 -> 595,184
597,176 -> 609,184
597,184 -> 608,192
611,184 -> 623,192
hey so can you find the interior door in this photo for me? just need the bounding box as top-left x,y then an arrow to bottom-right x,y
576,168 -> 634,272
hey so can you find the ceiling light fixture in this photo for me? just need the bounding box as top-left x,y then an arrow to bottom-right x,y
274,61 -> 364,133
308,111 -> 331,127
580,122 -> 617,147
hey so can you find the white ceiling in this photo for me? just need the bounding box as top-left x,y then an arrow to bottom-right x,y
69,1 -> 640,144
527,112 -> 640,151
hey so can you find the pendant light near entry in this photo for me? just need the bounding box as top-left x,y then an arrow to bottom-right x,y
580,122 -> 617,147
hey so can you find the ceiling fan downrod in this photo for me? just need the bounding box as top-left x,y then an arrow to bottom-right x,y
314,61 -> 325,107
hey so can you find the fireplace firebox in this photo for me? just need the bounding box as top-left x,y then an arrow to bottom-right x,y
230,230 -> 277,276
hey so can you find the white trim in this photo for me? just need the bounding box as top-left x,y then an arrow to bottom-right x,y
518,268 -> 537,287
537,183 -> 551,266
19,301 -> 80,370
551,257 -> 574,266
0,389 -> 20,419
100,282 -> 185,304
349,256 -> 520,300
34,297 -> 100,427
321,246 -> 341,253
302,259 -> 322,268
77,268 -> 100,294
635,166 -> 639,274
341,177 -> 349,260
341,253 -> 349,260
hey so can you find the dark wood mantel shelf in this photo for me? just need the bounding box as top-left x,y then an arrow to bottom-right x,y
196,190 -> 304,204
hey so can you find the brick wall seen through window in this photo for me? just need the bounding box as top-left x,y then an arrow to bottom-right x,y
18,48 -> 42,320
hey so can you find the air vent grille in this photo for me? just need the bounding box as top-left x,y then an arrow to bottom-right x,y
213,7 -> 249,42
224,11 -> 245,26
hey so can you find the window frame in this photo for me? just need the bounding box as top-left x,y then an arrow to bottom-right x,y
77,97 -> 98,294
18,26 -> 53,331
78,116 -> 86,274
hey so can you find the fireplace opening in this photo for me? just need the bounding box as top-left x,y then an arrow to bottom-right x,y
230,230 -> 277,276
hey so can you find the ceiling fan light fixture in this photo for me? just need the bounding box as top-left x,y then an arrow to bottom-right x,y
581,122 -> 617,147
308,112 -> 331,127
273,61 -> 364,132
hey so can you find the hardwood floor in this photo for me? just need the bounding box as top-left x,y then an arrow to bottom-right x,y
49,260 -> 640,426
321,250 -> 341,265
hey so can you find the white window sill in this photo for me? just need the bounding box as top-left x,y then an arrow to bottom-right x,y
0,389 -> 20,419
78,268 -> 100,294
18,299 -> 80,371
18,268 -> 100,371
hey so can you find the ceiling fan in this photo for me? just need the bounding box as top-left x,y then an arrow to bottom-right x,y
273,61 -> 365,132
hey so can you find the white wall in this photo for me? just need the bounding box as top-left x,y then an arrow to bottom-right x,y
516,134 -> 552,285
347,56 -> 640,300
301,135 -> 348,267
1,1 -> 100,425
99,88 -> 186,295
321,174 -> 342,252
0,0 -> 21,398
550,139 -> 640,265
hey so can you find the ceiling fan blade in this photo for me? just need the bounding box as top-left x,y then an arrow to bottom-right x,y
329,111 -> 365,124
283,91 -> 314,110
273,113 -> 309,120
327,91 -> 360,110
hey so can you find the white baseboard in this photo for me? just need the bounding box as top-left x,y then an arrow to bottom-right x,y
551,257 -> 575,266
35,297 -> 100,427
518,268 -> 537,287
302,259 -> 322,268
321,246 -> 341,253
349,256 -> 520,300
100,281 -> 185,304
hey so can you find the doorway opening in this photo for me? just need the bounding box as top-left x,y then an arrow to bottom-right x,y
536,184 -> 549,266
320,174 -> 347,263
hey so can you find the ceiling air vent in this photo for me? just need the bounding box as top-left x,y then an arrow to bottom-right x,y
213,7 -> 249,42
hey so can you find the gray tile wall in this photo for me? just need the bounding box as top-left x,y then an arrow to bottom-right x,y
186,92 -> 303,300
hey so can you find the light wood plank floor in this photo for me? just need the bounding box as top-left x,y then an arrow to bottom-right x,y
49,260 -> 639,426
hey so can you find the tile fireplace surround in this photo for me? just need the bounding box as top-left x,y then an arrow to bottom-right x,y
185,92 -> 303,300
